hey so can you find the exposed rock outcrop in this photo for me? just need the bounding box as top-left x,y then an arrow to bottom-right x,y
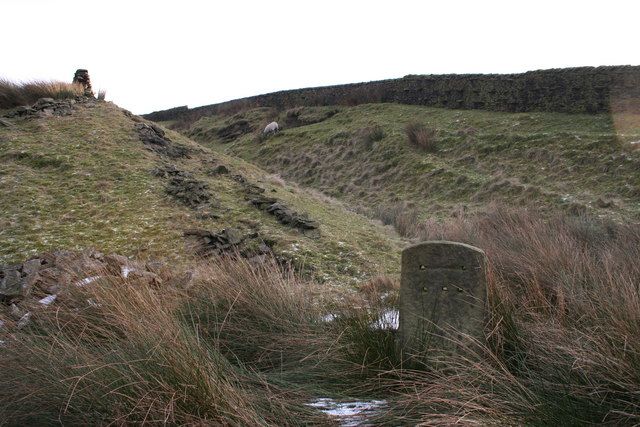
217,119 -> 255,142
135,122 -> 190,158
183,227 -> 275,262
4,97 -> 79,119
232,174 -> 319,231
152,164 -> 214,210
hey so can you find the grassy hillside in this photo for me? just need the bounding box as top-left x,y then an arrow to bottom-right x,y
4,87 -> 640,425
0,100 -> 402,285
175,103 -> 640,227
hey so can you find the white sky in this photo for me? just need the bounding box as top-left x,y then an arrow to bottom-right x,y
2,0 -> 639,114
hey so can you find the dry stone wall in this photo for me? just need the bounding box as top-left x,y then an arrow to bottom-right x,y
144,66 -> 640,123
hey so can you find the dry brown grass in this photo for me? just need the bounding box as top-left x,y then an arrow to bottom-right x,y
374,201 -> 422,237
4,207 -> 639,424
0,79 -> 84,109
386,206 -> 640,424
405,121 -> 438,152
0,257 -> 334,425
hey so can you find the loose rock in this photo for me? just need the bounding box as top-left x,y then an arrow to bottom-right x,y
134,123 -> 190,158
184,228 -> 245,256
4,97 -> 78,119
233,174 -> 319,231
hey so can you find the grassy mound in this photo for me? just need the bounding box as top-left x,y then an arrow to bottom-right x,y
0,100 -> 402,285
176,103 -> 640,231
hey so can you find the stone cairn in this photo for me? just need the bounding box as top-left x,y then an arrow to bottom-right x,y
72,69 -> 93,97
398,241 -> 487,358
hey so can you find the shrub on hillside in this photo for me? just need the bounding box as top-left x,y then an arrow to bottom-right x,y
405,121 -> 437,152
0,79 -> 84,109
357,124 -> 386,149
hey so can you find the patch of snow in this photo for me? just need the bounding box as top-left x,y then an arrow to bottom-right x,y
16,312 -> 31,329
371,309 -> 399,330
308,398 -> 387,426
75,276 -> 101,287
121,266 -> 134,278
38,294 -> 57,305
321,313 -> 338,323
630,140 -> 640,145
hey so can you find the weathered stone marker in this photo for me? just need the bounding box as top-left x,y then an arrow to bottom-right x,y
398,241 -> 487,354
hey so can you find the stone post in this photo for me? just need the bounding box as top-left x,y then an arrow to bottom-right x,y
398,241 -> 487,355
73,69 -> 93,97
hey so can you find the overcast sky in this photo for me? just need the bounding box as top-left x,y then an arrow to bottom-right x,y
2,0 -> 639,114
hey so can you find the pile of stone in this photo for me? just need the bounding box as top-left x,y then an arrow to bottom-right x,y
134,122 -> 190,158
153,164 -> 213,210
0,250 -> 174,332
233,174 -> 318,231
207,163 -> 230,175
3,97 -> 78,119
183,227 -> 274,262
184,228 -> 244,256
216,118 -> 255,142
167,174 -> 211,208
72,69 -> 93,97
252,197 -> 319,230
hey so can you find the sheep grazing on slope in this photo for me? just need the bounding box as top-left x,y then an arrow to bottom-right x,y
263,121 -> 279,134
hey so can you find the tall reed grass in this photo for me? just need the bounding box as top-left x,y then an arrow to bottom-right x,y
0,79 -> 84,109
2,207 -> 639,424
386,206 -> 640,424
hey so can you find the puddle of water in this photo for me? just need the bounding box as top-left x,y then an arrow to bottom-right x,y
322,313 -> 338,323
75,276 -> 101,287
121,266 -> 134,278
308,398 -> 386,426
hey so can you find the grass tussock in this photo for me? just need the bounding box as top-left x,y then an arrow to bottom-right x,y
0,256 -> 400,425
373,201 -> 421,237
387,206 -> 640,425
0,79 -> 84,109
0,257 -> 339,425
405,121 -> 437,152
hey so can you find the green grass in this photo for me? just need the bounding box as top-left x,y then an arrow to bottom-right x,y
0,101 -> 402,285
178,103 -> 640,225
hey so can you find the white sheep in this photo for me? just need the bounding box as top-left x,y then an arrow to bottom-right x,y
263,121 -> 279,134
